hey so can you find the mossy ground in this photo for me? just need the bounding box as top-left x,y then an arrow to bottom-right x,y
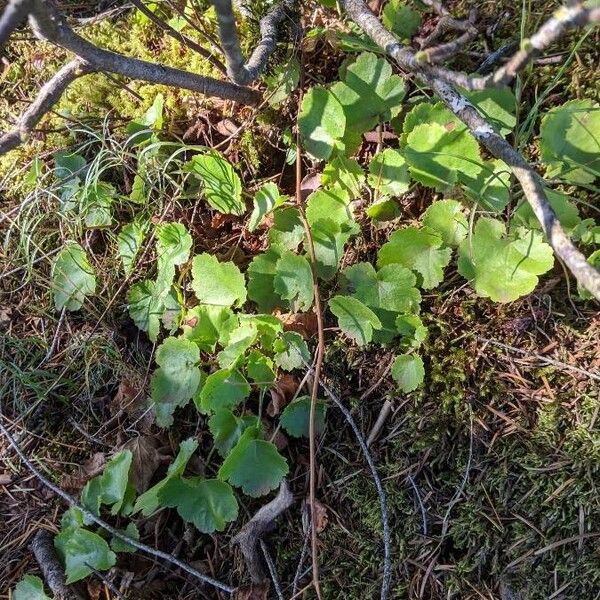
1,1 -> 600,599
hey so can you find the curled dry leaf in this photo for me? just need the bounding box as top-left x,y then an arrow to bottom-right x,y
311,499 -> 329,533
123,436 -> 161,493
267,373 -> 299,417
234,582 -> 270,600
215,118 -> 240,137
276,310 -> 319,339
300,172 -> 321,201
110,376 -> 146,417
61,452 -> 106,492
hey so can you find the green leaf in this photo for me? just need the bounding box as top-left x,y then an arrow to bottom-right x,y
151,337 -> 202,427
265,57 -> 300,107
382,0 -> 421,39
512,189 -> 581,232
156,222 -> 192,288
367,198 -> 401,221
305,189 -> 355,230
13,575 -> 51,600
422,199 -> 468,247
405,122 -> 481,190
217,323 -> 258,368
247,249 -> 286,312
464,87 -> 516,136
377,226 -> 452,289
52,243 -> 97,311
540,99 -> 600,184
344,262 -> 421,313
395,313 -> 428,348
329,295 -> 382,345
399,101 -> 463,145
268,207 -> 305,251
322,155 -> 365,199
457,217 -> 554,302
110,522 -> 140,553
80,182 -> 115,228
273,331 -> 311,371
274,251 -> 314,311
185,152 -> 245,215
240,314 -> 283,347
191,253 -> 247,308
134,438 -> 198,515
299,86 -> 346,160
391,354 -> 424,392
55,528 -> 116,584
82,450 -> 132,516
249,182 -> 287,231
218,427 -> 289,497
280,396 -> 327,438
208,409 -> 259,457
127,279 -> 165,342
181,305 -> 234,352
310,218 -> 353,281
196,368 -> 251,413
158,477 -> 238,533
127,93 -> 164,142
461,159 -> 511,213
331,52 -> 406,144
246,350 -> 276,387
118,222 -> 146,275
368,148 -> 410,196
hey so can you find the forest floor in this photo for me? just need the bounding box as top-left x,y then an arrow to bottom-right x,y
1,1 -> 600,599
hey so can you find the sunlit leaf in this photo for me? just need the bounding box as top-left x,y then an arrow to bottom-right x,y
191,253 -> 247,308
52,243 -> 96,311
391,354 -> 424,392
329,295 -> 382,345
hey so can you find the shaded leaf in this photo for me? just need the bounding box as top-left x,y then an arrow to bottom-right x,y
329,295 -> 382,345
52,243 -> 96,311
280,396 -> 327,438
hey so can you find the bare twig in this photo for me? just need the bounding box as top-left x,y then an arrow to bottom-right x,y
232,480 -> 294,583
317,375 -> 392,600
0,0 -> 260,157
212,0 -> 297,85
0,59 -> 92,156
339,0 -> 600,301
366,399 -> 393,447
260,540 -> 285,600
0,416 -> 236,595
30,530 -> 85,600
129,0 -> 227,74
427,3 -> 600,89
476,336 -> 600,382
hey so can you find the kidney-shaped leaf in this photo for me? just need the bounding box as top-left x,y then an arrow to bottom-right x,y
191,253 -> 247,308
218,427 -> 289,497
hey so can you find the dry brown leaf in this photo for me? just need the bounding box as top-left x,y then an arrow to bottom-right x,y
277,310 -> 319,339
312,499 -> 329,533
215,118 -> 239,137
267,373 -> 299,417
0,473 -> 12,485
61,452 -> 106,491
110,376 -> 146,417
234,581 -> 270,600
300,172 -> 321,201
86,580 -> 102,600
123,436 -> 161,493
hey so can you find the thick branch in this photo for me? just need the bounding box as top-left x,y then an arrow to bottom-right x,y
0,0 -> 32,47
27,1 -> 260,104
129,0 -> 227,75
30,530 -> 85,600
427,2 -> 600,89
0,59 -> 91,156
212,0 -> 296,85
339,0 -> 600,300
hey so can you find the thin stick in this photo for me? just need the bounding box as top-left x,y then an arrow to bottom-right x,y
294,41 -> 325,600
0,417 -> 236,595
129,0 -> 227,74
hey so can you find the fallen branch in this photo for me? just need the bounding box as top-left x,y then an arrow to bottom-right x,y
0,0 -> 261,158
339,0 -> 600,301
30,530 -> 85,600
0,416 -> 236,595
232,480 -> 294,583
212,0 -> 297,85
0,59 -> 92,156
